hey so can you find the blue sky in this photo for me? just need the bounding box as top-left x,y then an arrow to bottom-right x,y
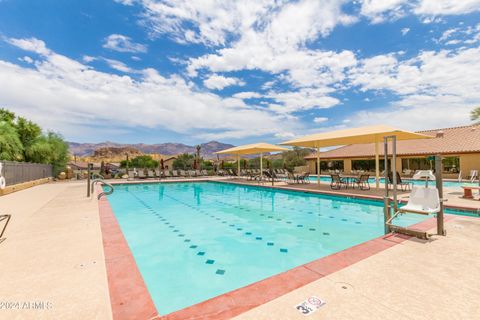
0,0 -> 479,145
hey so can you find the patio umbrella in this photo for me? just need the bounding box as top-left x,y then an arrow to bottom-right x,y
216,142 -> 288,180
281,125 -> 431,188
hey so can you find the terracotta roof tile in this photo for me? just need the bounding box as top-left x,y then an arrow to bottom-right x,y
305,125 -> 480,159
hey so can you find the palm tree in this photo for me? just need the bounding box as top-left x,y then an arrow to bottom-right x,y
472,106 -> 480,124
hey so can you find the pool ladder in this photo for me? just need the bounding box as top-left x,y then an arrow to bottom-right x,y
91,178 -> 114,200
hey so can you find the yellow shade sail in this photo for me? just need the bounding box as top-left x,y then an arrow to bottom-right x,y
216,142 -> 288,155
280,125 -> 431,148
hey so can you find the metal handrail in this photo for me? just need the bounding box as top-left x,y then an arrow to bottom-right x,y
90,178 -> 114,199
92,173 -> 104,180
97,182 -> 114,200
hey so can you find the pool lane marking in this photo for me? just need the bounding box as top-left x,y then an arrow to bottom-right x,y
161,191 -> 288,253
125,190 -> 221,271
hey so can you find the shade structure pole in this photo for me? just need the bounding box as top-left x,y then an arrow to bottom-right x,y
383,137 -> 390,234
237,154 -> 240,177
316,146 -> 320,185
260,152 -> 263,180
375,136 -> 380,189
391,135 -> 398,211
435,154 -> 446,236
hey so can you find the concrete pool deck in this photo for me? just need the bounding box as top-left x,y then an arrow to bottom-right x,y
0,180 -> 479,319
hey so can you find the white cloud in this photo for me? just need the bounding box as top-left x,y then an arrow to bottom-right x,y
360,0 -> 480,23
401,27 -> 410,35
114,0 -> 135,5
313,117 -> 329,124
347,46 -> 480,129
19,56 -> 33,64
274,131 -> 295,139
82,55 -> 96,63
181,1 -> 357,115
232,91 -> 262,99
103,58 -> 135,73
360,0 -> 409,23
203,74 -> 245,90
103,34 -> 147,53
6,37 -> 51,55
414,0 -> 480,15
2,37 -> 296,140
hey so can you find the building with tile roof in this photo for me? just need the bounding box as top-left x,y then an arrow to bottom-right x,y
305,125 -> 480,179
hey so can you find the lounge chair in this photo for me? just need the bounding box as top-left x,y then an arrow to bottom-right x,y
147,170 -> 155,178
330,174 -> 346,189
171,170 -> 179,178
469,170 -> 478,183
138,169 -> 147,179
179,170 -> 187,177
163,170 -> 171,178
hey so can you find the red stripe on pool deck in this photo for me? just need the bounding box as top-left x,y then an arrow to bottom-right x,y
98,189 -> 456,320
98,197 -> 158,320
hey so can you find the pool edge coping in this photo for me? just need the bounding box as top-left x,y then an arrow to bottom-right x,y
98,181 -> 460,320
97,193 -> 159,320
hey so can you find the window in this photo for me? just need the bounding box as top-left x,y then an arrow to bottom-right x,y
442,157 -> 460,173
318,160 -> 344,173
402,157 -> 432,171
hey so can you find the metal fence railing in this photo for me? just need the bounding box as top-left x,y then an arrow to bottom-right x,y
0,161 -> 53,186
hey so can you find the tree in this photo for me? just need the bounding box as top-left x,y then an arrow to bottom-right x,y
26,132 -> 69,175
471,106 -> 480,124
281,147 -> 312,171
0,121 -> 23,160
0,108 -> 16,124
128,155 -> 159,169
0,108 -> 70,175
173,153 -> 194,170
15,116 -> 42,161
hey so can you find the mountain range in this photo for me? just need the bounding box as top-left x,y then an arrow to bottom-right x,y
68,141 -> 235,158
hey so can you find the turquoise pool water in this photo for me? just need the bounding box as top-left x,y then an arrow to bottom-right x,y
308,175 -> 477,188
107,182 -> 430,314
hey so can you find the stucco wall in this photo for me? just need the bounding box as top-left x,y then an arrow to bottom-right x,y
307,153 -> 480,178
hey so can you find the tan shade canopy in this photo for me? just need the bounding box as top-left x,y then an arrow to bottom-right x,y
281,125 -> 432,148
216,142 -> 288,155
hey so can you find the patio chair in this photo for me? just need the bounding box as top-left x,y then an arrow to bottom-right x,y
179,170 -> 187,177
388,172 -> 413,191
201,169 -> 208,176
171,170 -> 179,178
147,170 -> 155,178
330,174 -> 346,190
353,174 -> 370,190
297,172 -> 310,184
195,170 -> 202,177
163,170 -> 171,178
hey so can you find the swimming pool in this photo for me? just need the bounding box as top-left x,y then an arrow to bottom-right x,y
106,182 -> 430,314
308,175 -> 477,188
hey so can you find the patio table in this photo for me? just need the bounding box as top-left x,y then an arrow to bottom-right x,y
340,175 -> 360,189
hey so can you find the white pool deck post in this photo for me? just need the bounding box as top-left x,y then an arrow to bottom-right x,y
316,146 -> 320,185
